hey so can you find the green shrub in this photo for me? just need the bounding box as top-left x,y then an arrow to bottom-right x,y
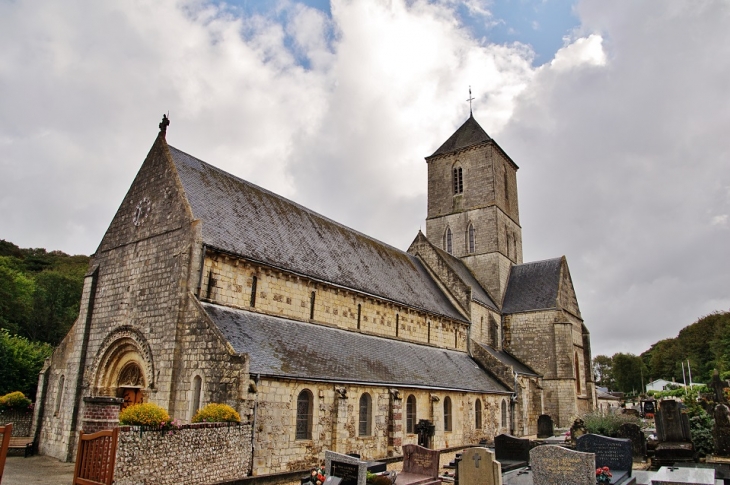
581,410 -> 640,437
119,402 -> 170,427
192,403 -> 240,423
0,391 -> 32,411
689,411 -> 714,457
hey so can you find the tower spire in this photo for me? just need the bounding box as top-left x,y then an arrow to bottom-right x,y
466,86 -> 475,116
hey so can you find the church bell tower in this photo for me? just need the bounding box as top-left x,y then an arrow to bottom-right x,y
424,114 -> 522,304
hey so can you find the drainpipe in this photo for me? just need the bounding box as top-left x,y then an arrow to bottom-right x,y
248,373 -> 260,476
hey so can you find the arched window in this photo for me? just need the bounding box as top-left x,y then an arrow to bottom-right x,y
453,166 -> 463,194
296,389 -> 313,439
54,375 -> 65,417
468,224 -> 475,253
475,399 -> 482,429
444,227 -> 453,254
406,395 -> 416,434
359,393 -> 372,436
489,315 -> 499,349
191,375 -> 202,418
444,396 -> 452,432
575,352 -> 582,394
501,399 -> 507,428
506,232 -> 512,259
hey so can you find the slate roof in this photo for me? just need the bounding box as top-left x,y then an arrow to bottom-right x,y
203,302 -> 510,393
501,258 -> 563,314
431,244 -> 498,310
429,114 -> 492,158
474,342 -> 540,377
169,146 -> 465,322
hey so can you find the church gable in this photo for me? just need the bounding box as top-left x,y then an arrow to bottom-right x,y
169,146 -> 464,321
97,135 -> 194,254
557,257 -> 582,319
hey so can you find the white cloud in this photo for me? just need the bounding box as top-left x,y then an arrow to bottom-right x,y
1,0 -> 729,358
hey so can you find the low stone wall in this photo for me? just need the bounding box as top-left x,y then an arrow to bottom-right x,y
115,422 -> 252,485
0,409 -> 33,436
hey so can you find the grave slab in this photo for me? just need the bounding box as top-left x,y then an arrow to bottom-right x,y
459,447 -> 501,485
530,445 -> 595,485
650,466 -> 715,485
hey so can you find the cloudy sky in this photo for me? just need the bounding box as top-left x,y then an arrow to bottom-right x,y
1,0 -> 728,358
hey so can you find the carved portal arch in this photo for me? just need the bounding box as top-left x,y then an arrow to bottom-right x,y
91,326 -> 155,398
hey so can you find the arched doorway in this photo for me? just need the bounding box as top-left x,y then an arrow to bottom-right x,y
118,362 -> 145,409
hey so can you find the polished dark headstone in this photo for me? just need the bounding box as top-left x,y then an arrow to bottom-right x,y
494,434 -> 530,471
617,422 -> 647,461
537,415 -> 553,439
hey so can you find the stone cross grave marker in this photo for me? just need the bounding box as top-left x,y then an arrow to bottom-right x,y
537,415 -> 553,439
617,422 -> 647,461
460,447 -> 502,485
401,444 -> 440,478
325,451 -> 368,485
530,445 -> 595,485
576,434 -> 632,483
494,434 -> 530,471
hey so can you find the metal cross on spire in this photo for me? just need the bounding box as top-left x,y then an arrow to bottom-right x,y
466,86 -> 475,115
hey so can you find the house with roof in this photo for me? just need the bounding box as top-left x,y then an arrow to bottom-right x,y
33,114 -> 594,472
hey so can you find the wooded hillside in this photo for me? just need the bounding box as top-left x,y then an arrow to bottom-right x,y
0,239 -> 90,397
593,311 -> 730,393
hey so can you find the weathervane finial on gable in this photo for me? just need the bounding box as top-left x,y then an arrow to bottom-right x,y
159,113 -> 170,138
466,86 -> 475,116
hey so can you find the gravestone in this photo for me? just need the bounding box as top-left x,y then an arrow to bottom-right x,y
617,422 -> 647,461
651,466 -> 715,485
711,370 -> 728,404
713,403 -> 730,457
326,451 -> 368,485
576,434 -> 633,483
530,445 -> 595,485
569,418 -> 587,445
401,444 -> 440,478
494,434 -> 530,472
656,400 -> 692,442
537,415 -> 554,439
622,409 -> 641,418
654,400 -> 694,467
459,448 -> 502,485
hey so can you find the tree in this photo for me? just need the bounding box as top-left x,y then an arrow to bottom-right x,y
612,353 -> 647,394
593,355 -> 616,390
0,329 -> 53,399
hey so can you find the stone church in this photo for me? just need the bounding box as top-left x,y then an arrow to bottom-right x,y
33,114 -> 594,473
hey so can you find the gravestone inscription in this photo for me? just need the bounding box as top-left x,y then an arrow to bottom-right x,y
402,444 -> 440,478
576,434 -> 632,483
530,445 -> 595,485
325,451 -> 367,485
459,448 -> 501,485
537,415 -> 554,439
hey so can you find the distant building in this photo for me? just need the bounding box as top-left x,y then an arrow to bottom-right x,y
34,114 -> 594,471
646,378 -> 685,393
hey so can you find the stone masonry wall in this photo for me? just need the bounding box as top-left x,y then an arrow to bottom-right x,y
0,410 -> 33,436
115,423 -> 252,485
251,378 -> 510,475
202,253 -> 467,351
